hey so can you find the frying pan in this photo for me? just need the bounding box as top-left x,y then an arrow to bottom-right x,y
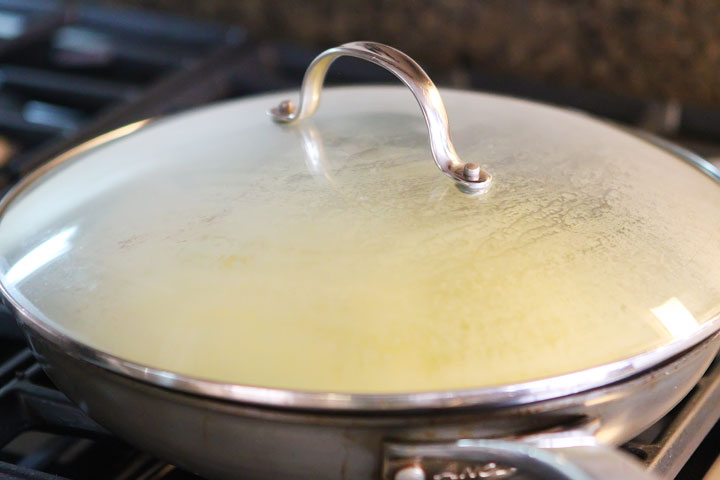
3,43 -> 720,479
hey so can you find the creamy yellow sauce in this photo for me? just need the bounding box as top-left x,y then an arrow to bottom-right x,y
2,88 -> 720,393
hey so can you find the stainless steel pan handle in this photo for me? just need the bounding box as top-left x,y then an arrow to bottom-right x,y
268,41 -> 491,193
384,438 -> 658,480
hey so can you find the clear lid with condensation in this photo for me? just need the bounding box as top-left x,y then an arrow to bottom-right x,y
1,86 -> 719,394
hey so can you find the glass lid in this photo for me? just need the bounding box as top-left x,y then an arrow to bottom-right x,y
1,43 -> 720,398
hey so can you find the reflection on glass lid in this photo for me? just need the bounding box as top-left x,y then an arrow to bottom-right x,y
0,87 -> 719,393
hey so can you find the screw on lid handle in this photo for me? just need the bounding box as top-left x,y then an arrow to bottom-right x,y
268,41 -> 491,193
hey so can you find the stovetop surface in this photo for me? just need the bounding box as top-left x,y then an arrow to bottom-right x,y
0,1 -> 718,479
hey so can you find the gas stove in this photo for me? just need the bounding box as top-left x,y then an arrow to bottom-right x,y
0,1 -> 718,479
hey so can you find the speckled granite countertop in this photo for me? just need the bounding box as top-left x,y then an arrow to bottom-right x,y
103,0 -> 720,108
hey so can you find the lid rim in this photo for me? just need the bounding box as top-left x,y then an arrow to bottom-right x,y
10,291 -> 720,411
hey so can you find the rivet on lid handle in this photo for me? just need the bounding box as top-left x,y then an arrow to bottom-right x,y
268,41 -> 492,194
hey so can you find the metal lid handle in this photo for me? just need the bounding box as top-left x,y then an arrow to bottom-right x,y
269,41 -> 491,193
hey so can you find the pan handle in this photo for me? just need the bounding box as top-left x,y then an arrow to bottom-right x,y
267,41 -> 491,193
383,438 -> 657,480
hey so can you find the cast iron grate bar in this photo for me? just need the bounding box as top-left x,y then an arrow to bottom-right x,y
0,460 -> 66,479
0,65 -> 140,104
625,357 -> 720,480
0,12 -> 68,59
0,351 -> 108,449
76,4 -> 235,46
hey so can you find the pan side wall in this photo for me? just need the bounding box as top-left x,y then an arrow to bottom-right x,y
24,330 -> 720,480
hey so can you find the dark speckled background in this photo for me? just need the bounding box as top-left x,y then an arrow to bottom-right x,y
102,0 -> 720,108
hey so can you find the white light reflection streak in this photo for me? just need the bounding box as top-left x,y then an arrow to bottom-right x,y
651,297 -> 700,338
5,226 -> 77,286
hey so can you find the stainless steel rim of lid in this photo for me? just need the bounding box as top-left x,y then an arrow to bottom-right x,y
1,97 -> 719,412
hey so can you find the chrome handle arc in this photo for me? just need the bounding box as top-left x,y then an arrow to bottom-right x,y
268,41 -> 491,193
384,439 -> 658,480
